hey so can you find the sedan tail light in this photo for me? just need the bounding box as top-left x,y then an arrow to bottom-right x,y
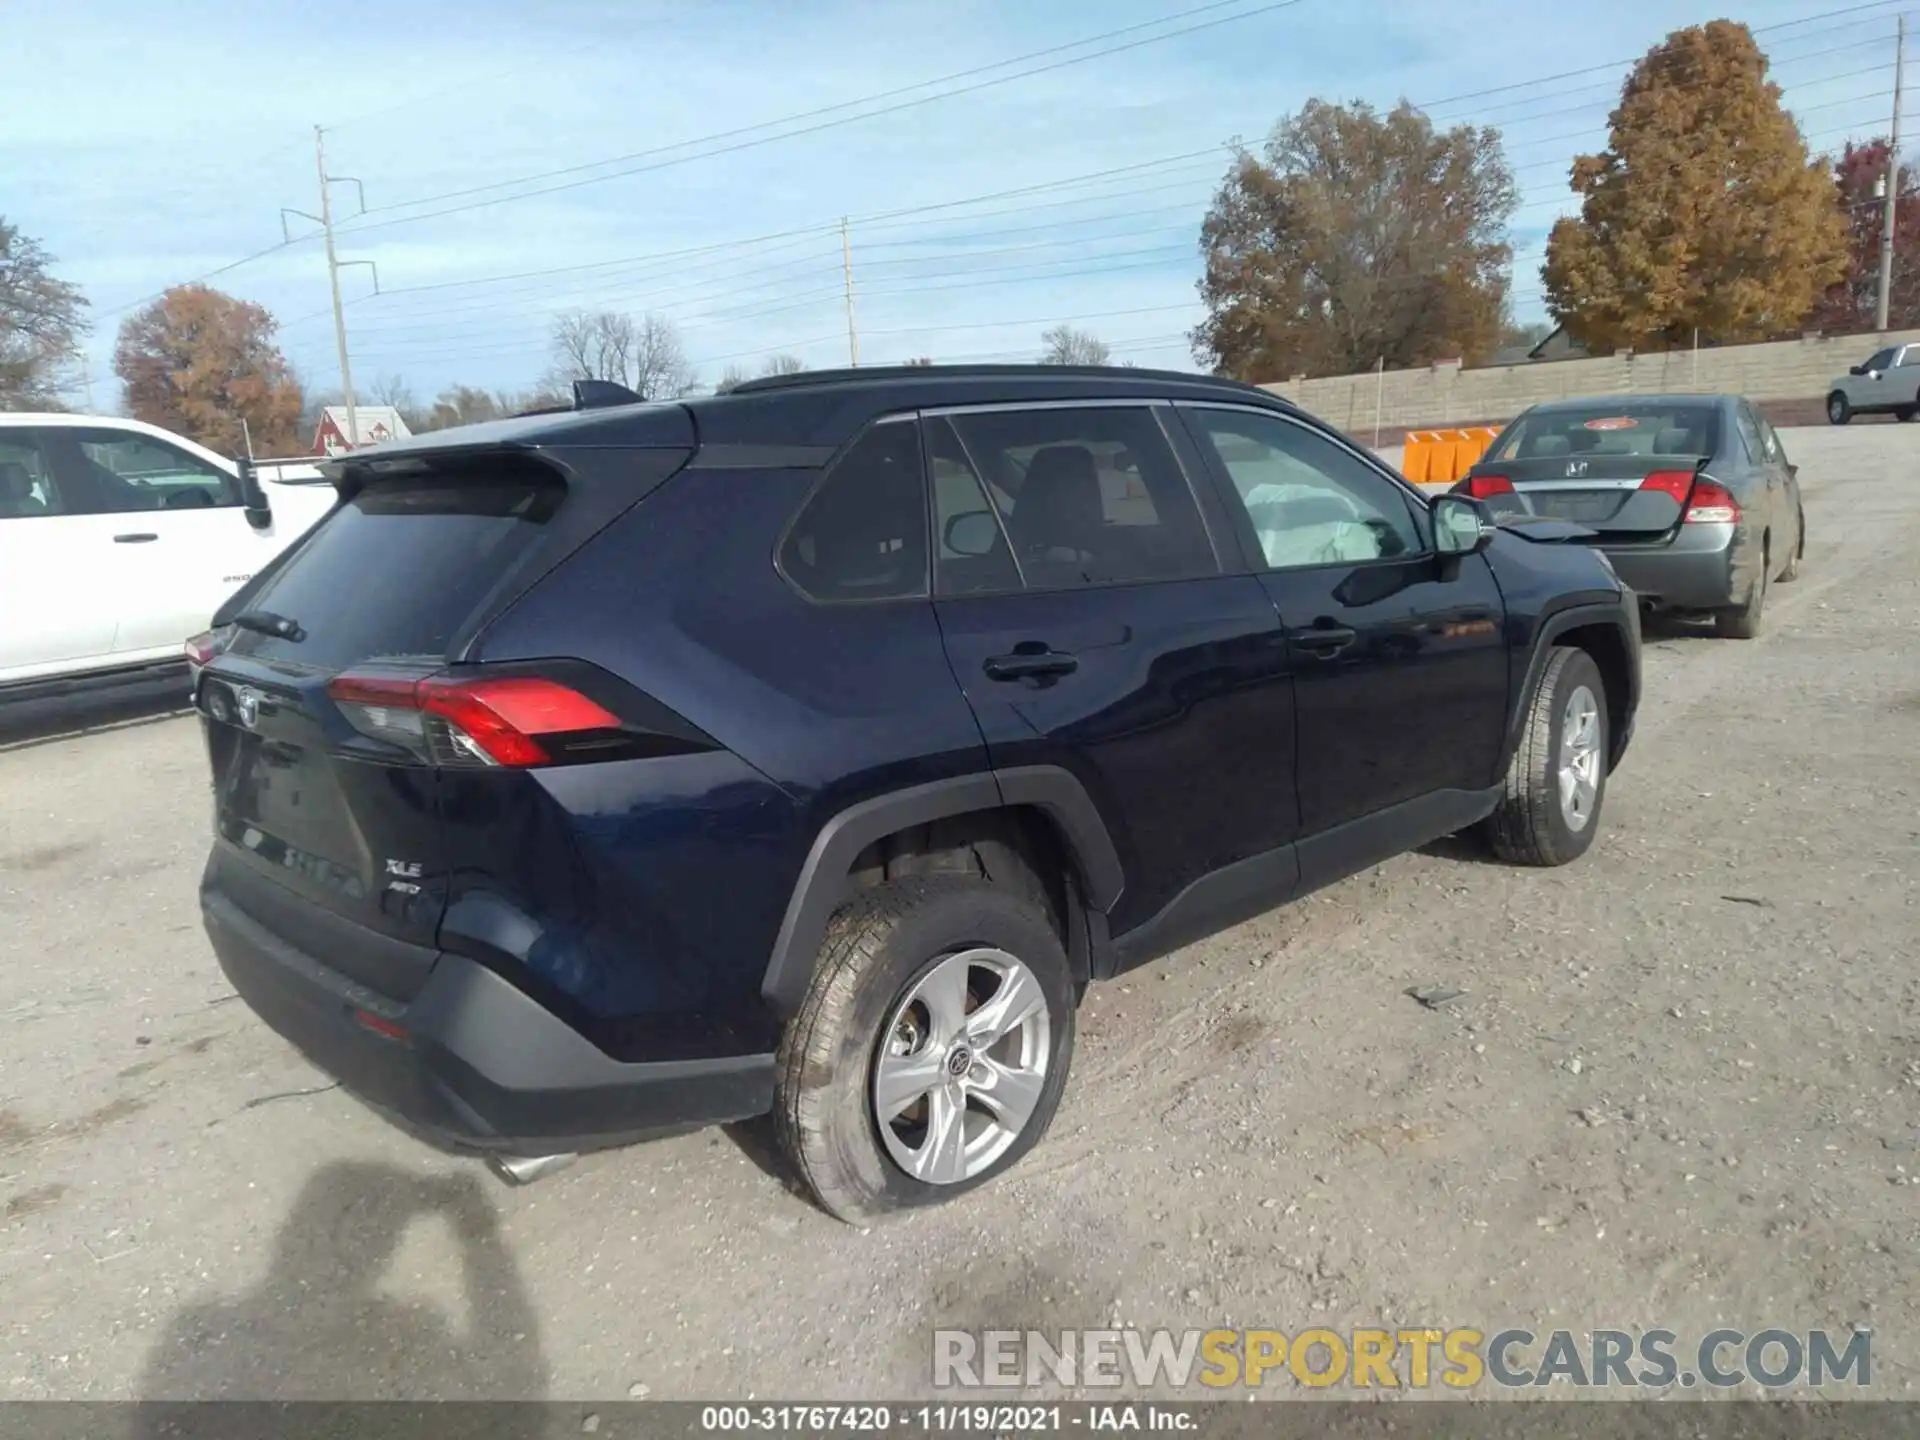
1463,474 -> 1514,499
1681,478 -> 1740,525
328,673 -> 622,768
1637,470 -> 1696,503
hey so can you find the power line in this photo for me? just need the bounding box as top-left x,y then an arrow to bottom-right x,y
93,236 -> 314,322
1415,0 -> 1906,114
328,1 -> 1303,238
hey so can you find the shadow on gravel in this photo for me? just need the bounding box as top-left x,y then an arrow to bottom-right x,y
134,1161 -> 548,1414
0,681 -> 192,750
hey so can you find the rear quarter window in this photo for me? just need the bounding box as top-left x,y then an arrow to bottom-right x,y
227,470 -> 564,670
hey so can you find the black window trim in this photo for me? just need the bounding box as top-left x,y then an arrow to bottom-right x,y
916,397 -> 1232,595
771,412 -> 931,608
1173,400 -> 1436,576
921,410 -> 1028,595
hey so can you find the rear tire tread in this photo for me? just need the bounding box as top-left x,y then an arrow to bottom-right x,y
772,874 -> 1072,1224
1485,646 -> 1603,868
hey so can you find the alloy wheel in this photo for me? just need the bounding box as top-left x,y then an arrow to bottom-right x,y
871,948 -> 1052,1185
1557,684 -> 1602,832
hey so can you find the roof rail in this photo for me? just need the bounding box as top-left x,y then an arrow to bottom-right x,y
730,362 -> 1270,398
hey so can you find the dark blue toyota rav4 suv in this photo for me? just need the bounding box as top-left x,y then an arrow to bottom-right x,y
193,365 -> 1639,1222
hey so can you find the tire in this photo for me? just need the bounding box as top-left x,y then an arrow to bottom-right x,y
1900,407 -> 1918,423
1827,392 -> 1852,426
1485,646 -> 1609,868
773,874 -> 1076,1224
1777,507 -> 1804,582
1716,541 -> 1768,639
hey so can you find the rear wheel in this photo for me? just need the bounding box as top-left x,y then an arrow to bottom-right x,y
1827,392 -> 1852,426
1778,507 -> 1805,582
1716,542 -> 1768,639
774,875 -> 1075,1224
1486,647 -> 1609,868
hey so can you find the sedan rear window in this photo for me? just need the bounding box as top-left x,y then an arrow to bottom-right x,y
1489,405 -> 1721,463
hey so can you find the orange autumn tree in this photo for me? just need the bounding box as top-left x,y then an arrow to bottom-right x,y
113,284 -> 303,454
1543,20 -> 1847,352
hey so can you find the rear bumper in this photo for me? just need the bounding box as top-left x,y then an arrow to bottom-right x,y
202,879 -> 776,1154
1599,523 -> 1743,610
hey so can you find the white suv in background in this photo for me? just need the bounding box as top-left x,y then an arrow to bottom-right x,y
0,414 -> 337,696
1826,342 -> 1920,424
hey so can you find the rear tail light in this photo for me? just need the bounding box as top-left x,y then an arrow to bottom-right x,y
1464,474 -> 1514,499
1681,478 -> 1739,525
1637,470 -> 1695,503
328,673 -> 622,768
185,629 -> 226,667
1636,470 -> 1738,524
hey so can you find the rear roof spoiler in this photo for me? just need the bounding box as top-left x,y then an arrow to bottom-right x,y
512,378 -> 647,418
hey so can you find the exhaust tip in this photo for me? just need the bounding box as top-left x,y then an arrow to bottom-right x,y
487,1153 -> 578,1186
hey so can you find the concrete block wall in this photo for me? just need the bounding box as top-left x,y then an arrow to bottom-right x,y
1261,328 -> 1920,434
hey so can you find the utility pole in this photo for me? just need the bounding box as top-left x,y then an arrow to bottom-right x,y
285,127 -> 378,453
840,217 -> 859,367
1877,13 -> 1905,332
1372,356 -> 1385,448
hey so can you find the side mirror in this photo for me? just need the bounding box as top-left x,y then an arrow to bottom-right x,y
236,457 -> 272,531
1432,493 -> 1494,557
943,511 -> 1000,556
1849,364 -> 1865,376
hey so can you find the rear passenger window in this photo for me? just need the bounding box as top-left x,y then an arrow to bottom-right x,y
945,407 -> 1215,589
780,420 -> 928,602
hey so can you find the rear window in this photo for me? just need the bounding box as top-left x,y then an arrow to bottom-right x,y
1489,405 -> 1721,462
226,470 -> 564,670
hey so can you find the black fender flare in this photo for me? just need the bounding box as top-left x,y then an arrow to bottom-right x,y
759,766 -> 1123,1016
1502,599 -> 1640,776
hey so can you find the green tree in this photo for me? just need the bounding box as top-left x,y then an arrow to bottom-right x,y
113,284 -> 302,453
1195,100 -> 1517,381
1543,20 -> 1847,351
0,218 -> 89,410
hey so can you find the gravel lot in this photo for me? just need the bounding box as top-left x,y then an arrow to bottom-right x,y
1,426 -> 1915,1404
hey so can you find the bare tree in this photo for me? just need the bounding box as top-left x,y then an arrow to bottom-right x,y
759,353 -> 807,377
2,218 -> 90,410
550,310 -> 637,387
548,309 -> 697,399
1039,325 -> 1112,366
714,364 -> 751,394
633,313 -> 699,399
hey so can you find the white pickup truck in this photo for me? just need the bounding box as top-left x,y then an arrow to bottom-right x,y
0,413 -> 338,697
1826,342 -> 1920,424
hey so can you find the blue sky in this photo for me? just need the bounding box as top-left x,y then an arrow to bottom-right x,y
5,0 -> 1906,410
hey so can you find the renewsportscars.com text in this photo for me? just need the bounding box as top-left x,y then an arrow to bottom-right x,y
933,1327 -> 1872,1391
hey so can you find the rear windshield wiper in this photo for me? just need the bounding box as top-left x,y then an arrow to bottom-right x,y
230,609 -> 306,643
